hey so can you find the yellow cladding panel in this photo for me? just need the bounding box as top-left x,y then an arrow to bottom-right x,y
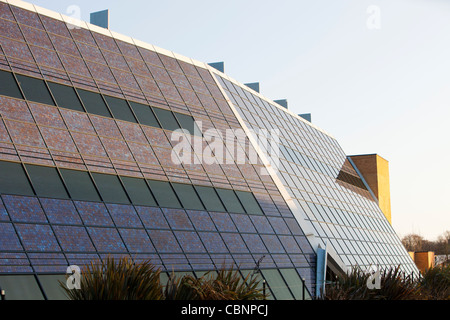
414,252 -> 435,273
350,154 -> 392,224
375,155 -> 391,224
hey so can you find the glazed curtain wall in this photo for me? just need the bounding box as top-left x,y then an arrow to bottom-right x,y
0,1 -> 317,298
215,74 -> 418,276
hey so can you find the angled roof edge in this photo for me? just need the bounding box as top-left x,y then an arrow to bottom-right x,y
207,66 -> 336,140
5,0 -> 209,70
6,0 -> 335,139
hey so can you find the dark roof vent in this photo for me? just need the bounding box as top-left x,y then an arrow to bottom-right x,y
208,62 -> 225,73
90,9 -> 109,29
274,99 -> 288,109
244,82 -> 260,93
299,113 -> 312,122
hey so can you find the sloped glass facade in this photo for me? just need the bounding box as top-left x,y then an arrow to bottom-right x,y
214,75 -> 418,275
0,0 -> 320,300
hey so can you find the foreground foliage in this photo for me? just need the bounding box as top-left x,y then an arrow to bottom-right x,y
419,264 -> 450,300
322,264 -> 450,300
60,256 -> 268,300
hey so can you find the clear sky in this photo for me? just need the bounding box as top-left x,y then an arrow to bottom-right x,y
28,0 -> 450,241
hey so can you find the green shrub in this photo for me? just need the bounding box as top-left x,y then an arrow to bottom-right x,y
60,257 -> 268,300
322,266 -> 420,300
419,264 -> 450,300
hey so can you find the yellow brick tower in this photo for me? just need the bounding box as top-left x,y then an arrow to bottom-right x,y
349,154 -> 392,224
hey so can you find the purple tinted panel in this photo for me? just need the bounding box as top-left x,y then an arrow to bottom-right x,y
285,218 -> 304,236
174,231 -> 205,253
230,214 -> 256,233
0,3 -> 14,21
10,6 -> 44,30
29,103 -> 66,129
198,232 -> 228,253
16,223 -> 61,251
135,206 -> 169,229
70,27 -> 96,46
272,254 -> 293,268
40,127 -> 77,153
137,47 -> 163,67
0,222 -> 23,250
90,115 -> 121,138
279,236 -> 302,254
158,54 -> 183,73
2,195 -> 47,223
39,15 -> 71,37
295,236 -> 314,254
74,201 -> 114,226
30,46 -> 64,70
148,229 -> 182,253
0,96 -> 33,122
209,212 -> 236,232
268,217 -> 291,235
116,40 -> 140,60
87,227 -> 126,252
241,234 -> 267,254
261,235 -> 285,254
250,216 -> 274,234
40,198 -> 82,225
102,50 -> 129,71
0,200 -> 8,221
5,120 -> 46,148
106,203 -> 141,228
119,228 -> 155,253
49,33 -> 80,57
21,25 -> 52,49
0,18 -> 24,40
93,32 -> 120,53
60,54 -> 90,77
162,208 -> 193,231
221,233 -> 248,253
71,132 -> 107,157
53,225 -> 95,252
186,210 -> 215,231
60,109 -> 95,133
66,252 -> 100,266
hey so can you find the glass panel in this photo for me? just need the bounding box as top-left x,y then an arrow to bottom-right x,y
216,188 -> 245,214
59,169 -> 101,202
120,176 -> 157,207
0,161 -> 34,196
77,88 -> 111,118
174,112 -> 199,136
37,274 -> 68,300
0,275 -> 44,300
194,186 -> 225,212
261,269 -> 294,300
104,95 -> 136,123
152,107 -> 180,131
16,75 -> 55,105
25,164 -> 69,199
235,191 -> 263,215
91,173 -> 130,204
146,180 -> 182,209
129,101 -> 160,128
279,269 -> 304,300
47,82 -> 84,112
171,183 -> 204,210
0,70 -> 23,99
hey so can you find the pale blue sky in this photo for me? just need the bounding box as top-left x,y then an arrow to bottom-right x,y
29,0 -> 450,240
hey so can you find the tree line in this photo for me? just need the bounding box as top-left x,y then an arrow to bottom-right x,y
401,230 -> 450,255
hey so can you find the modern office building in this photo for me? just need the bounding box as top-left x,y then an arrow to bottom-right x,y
0,0 -> 418,300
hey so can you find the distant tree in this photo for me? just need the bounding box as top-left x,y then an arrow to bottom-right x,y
437,231 -> 450,257
402,231 -> 450,256
402,234 -> 425,252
